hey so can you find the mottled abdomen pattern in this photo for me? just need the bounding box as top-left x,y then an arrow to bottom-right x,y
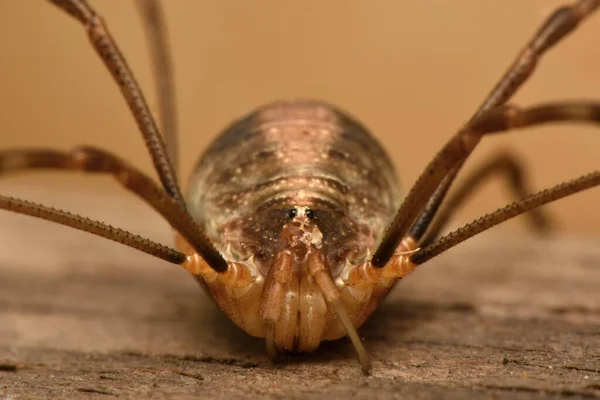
187,100 -> 401,278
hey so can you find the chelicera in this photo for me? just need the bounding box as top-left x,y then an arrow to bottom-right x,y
2,0 -> 599,375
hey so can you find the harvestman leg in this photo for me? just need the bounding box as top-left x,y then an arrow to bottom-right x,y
136,0 -> 179,172
47,0 -> 182,202
0,195 -> 185,265
410,151 -> 552,246
373,0 -> 600,266
0,147 -> 226,272
412,170 -> 600,265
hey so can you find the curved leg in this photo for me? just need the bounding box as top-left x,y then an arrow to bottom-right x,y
0,146 -> 227,272
46,0 -> 182,203
376,100 -> 600,270
375,101 -> 600,266
472,0 -> 600,119
410,151 -> 552,247
411,171 -> 599,265
373,0 -> 599,266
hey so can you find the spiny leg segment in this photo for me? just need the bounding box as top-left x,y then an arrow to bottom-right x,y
0,147 -> 226,272
412,171 -> 600,265
411,150 -> 552,246
0,195 -> 185,264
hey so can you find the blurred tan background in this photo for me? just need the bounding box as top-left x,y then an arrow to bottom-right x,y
0,1 -> 598,234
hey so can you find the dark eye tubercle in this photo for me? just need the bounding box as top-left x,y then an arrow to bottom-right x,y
305,209 -> 314,219
287,208 -> 315,219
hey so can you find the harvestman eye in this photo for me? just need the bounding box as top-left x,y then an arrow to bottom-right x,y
305,209 -> 315,220
1,0 -> 598,375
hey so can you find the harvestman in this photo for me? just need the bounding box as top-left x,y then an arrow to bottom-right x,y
2,0 -> 599,375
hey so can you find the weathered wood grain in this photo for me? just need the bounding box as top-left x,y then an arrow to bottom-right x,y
0,182 -> 599,399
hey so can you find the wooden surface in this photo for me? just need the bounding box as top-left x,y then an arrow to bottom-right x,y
0,182 -> 599,399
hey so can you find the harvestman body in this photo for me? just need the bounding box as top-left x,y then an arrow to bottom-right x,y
2,1 -> 600,375
182,101 -> 402,356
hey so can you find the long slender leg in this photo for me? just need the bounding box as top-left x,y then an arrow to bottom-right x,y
410,151 -> 552,246
374,0 -> 600,266
136,0 -> 179,173
373,100 -> 600,267
46,0 -> 183,203
407,167 -> 460,242
0,147 -> 227,272
472,0 -> 600,120
0,195 -> 185,265
410,171 -> 600,266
